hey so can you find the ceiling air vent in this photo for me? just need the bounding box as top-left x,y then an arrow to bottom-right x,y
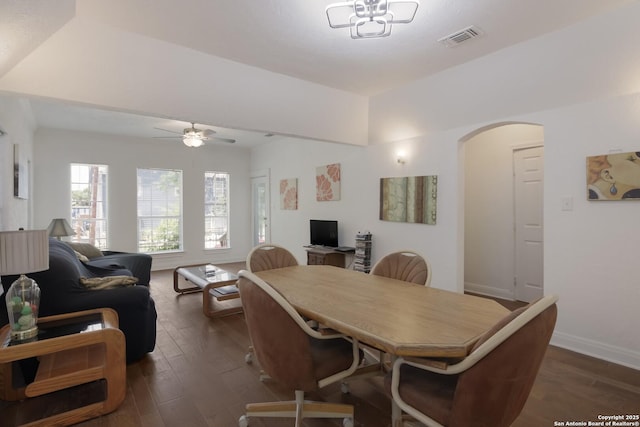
438,25 -> 483,47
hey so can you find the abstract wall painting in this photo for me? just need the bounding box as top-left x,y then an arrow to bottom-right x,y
280,178 -> 298,210
316,163 -> 341,201
380,175 -> 437,224
587,151 -> 640,200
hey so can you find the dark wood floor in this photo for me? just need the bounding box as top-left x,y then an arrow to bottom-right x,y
4,263 -> 640,426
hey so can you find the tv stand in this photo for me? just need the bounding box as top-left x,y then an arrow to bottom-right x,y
305,247 -> 349,268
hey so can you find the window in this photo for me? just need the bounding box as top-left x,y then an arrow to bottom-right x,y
137,168 -> 183,252
204,172 -> 230,249
70,164 -> 108,249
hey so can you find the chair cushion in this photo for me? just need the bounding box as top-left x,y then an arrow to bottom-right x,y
384,365 -> 458,426
470,305 -> 528,353
248,246 -> 298,272
371,252 -> 428,285
311,337 -> 360,381
67,242 -> 104,259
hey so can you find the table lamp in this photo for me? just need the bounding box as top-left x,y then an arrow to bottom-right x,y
0,229 -> 49,341
47,218 -> 75,240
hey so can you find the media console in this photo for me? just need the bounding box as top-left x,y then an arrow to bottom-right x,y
304,246 -> 354,268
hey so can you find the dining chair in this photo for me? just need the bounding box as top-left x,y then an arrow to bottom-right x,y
244,243 -> 299,366
237,270 -> 361,427
245,243 -> 298,273
358,250 -> 431,376
386,294 -> 558,427
370,250 -> 431,286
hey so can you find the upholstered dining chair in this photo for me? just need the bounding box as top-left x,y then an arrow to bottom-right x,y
386,294 -> 558,427
370,250 -> 431,286
244,243 -> 299,365
246,243 -> 298,273
358,250 -> 432,377
237,270 -> 361,427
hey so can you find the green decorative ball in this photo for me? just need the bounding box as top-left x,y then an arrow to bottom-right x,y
21,305 -> 33,315
18,314 -> 33,326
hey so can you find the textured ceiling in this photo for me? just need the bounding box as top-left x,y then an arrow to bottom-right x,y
0,0 -> 634,145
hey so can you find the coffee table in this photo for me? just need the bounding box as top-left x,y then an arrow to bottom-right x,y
0,308 -> 126,426
173,264 -> 243,318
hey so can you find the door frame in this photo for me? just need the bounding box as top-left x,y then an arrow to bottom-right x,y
250,169 -> 270,246
512,142 -> 544,302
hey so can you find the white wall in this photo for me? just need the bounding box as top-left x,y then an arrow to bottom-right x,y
33,128 -> 252,270
464,124 -> 544,300
362,1 -> 640,369
0,17 -> 368,147
251,133 -> 463,293
0,97 -> 36,231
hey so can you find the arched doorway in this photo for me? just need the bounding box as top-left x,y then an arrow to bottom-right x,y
461,122 -> 544,302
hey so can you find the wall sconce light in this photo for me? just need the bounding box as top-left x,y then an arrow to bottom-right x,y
396,151 -> 406,164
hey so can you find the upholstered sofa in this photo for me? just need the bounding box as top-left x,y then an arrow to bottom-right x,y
67,241 -> 153,286
1,238 -> 157,363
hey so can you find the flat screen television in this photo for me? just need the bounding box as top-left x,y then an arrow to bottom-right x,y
310,219 -> 338,247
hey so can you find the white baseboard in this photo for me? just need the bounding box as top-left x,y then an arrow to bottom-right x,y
464,281 -> 514,301
551,330 -> 640,371
464,282 -> 640,370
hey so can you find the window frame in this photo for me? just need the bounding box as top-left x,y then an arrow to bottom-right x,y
70,163 -> 108,249
136,167 -> 184,253
204,171 -> 231,250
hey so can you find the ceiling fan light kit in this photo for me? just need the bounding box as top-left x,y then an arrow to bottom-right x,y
183,134 -> 204,148
153,122 -> 236,147
326,0 -> 419,39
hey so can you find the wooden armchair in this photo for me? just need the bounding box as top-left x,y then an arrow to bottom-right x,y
237,270 -> 361,427
386,295 -> 558,427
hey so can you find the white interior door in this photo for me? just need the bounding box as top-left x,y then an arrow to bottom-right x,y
251,172 -> 270,246
514,146 -> 544,302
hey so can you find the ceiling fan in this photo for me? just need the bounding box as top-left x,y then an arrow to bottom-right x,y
153,122 -> 236,147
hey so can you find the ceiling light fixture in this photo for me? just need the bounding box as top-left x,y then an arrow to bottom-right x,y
183,129 -> 204,148
326,0 -> 419,39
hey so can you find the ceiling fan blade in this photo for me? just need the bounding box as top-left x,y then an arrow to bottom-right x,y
201,129 -> 216,137
212,136 -> 236,144
153,127 -> 182,135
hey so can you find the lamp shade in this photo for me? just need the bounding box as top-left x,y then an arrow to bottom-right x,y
47,218 -> 75,239
0,229 -> 49,275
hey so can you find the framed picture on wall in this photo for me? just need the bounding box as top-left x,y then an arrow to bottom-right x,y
13,144 -> 28,199
587,151 -> 640,200
380,175 -> 437,224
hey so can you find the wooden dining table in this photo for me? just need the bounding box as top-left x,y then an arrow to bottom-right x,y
255,265 -> 510,359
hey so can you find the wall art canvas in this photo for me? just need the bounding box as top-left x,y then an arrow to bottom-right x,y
13,144 -> 28,199
316,163 -> 341,201
587,151 -> 640,200
280,178 -> 298,210
380,175 -> 437,224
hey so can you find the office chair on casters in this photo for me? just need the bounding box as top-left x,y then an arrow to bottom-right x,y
244,243 -> 299,365
386,294 -> 558,427
346,250 -> 431,385
370,250 -> 432,286
246,243 -> 298,273
237,270 -> 361,427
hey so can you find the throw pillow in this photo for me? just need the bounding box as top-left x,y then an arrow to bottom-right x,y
67,242 -> 104,259
74,250 -> 90,263
80,276 -> 139,290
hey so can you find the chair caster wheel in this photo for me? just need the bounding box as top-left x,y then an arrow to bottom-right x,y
343,417 -> 354,427
245,353 -> 252,364
239,415 -> 249,427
